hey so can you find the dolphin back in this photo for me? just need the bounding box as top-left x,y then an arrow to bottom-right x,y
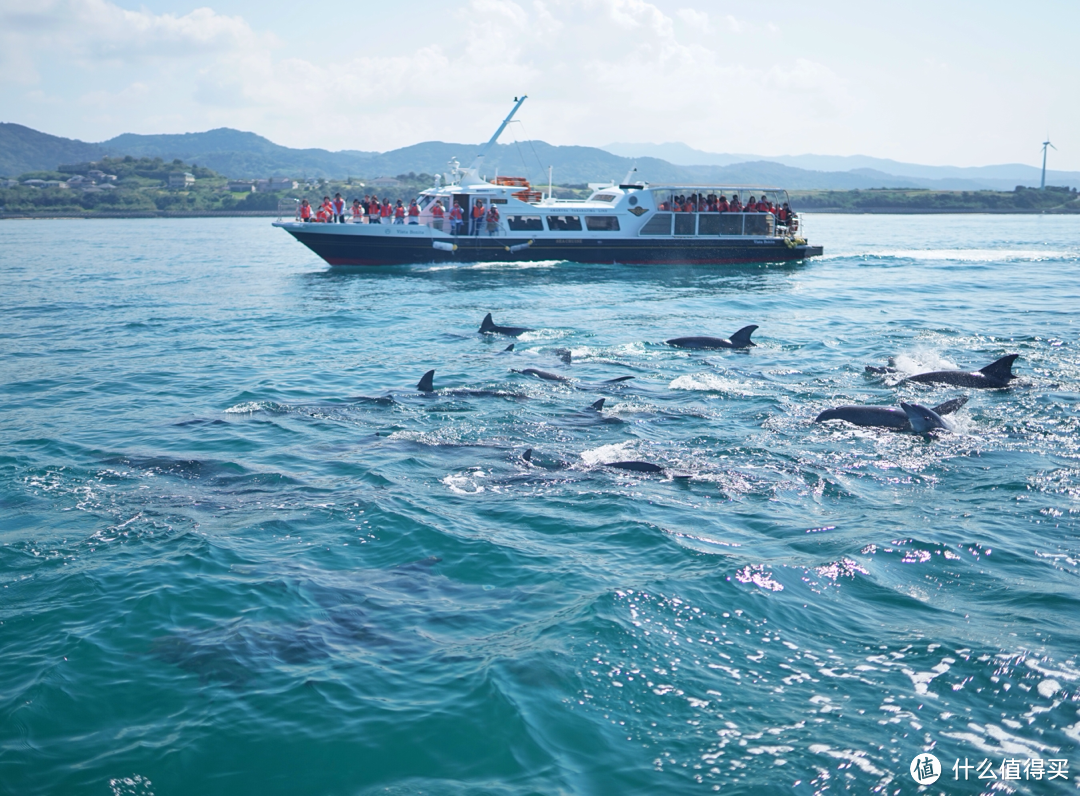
605,461 -> 665,473
728,325 -> 758,348
978,354 -> 1019,384
479,313 -> 495,333
814,405 -> 908,429
417,369 -> 435,392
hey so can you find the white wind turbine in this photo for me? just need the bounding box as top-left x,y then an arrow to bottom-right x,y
1040,137 -> 1056,190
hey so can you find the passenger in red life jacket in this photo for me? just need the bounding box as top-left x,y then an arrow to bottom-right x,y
394,200 -> 406,224
407,199 -> 420,224
471,199 -> 486,236
486,204 -> 500,235
332,193 -> 346,223
298,199 -> 312,222
351,199 -> 363,222
321,196 -> 333,218
729,196 -> 742,212
657,198 -> 670,211
380,200 -> 392,223
367,195 -> 379,223
315,205 -> 331,223
449,201 -> 464,235
717,195 -> 729,212
431,199 -> 445,231
757,198 -> 769,213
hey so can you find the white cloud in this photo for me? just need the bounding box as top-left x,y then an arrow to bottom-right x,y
2,0 -> 1076,168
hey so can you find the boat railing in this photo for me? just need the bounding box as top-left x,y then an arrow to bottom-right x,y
639,211 -> 782,237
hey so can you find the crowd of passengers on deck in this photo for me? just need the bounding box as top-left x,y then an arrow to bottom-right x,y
295,190 -> 796,234
657,193 -> 794,223
295,192 -> 499,235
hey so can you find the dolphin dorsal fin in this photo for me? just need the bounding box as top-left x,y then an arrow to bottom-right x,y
591,398 -> 605,411
504,343 -> 514,352
417,369 -> 435,392
978,354 -> 1019,383
932,396 -> 969,416
728,325 -> 759,348
480,313 -> 495,333
522,448 -> 532,462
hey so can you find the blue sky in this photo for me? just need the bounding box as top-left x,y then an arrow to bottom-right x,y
2,0 -> 1077,169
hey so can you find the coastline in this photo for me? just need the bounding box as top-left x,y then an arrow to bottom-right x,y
0,210 -> 283,220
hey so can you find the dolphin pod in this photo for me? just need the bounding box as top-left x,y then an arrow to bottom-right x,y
815,397 -> 968,431
906,354 -> 1019,389
667,325 -> 758,350
479,313 -> 533,337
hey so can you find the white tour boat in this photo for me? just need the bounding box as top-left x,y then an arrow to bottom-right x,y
273,97 -> 823,267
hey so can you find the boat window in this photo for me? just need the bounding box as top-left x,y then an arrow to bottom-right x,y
585,216 -> 620,231
639,213 -> 672,236
593,194 -> 616,202
719,214 -> 744,235
651,190 -> 673,211
507,215 -> 544,231
698,214 -> 721,235
744,213 -> 773,236
546,215 -> 582,232
674,214 -> 696,236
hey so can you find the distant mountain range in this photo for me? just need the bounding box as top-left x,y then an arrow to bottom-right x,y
602,142 -> 1080,191
3,122 -> 1077,192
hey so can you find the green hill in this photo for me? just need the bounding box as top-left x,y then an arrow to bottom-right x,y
0,123 -> 107,177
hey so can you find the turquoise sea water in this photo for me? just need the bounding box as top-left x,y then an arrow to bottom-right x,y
1,215 -> 1078,795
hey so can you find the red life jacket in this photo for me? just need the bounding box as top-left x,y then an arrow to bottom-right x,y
472,205 -> 485,219
408,204 -> 420,217
432,204 -> 445,218
394,205 -> 405,218
380,203 -> 392,217
450,206 -> 463,221
299,204 -> 312,219
332,198 -> 345,214
316,208 -> 329,222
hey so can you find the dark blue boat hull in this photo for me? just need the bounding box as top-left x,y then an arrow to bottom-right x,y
283,229 -> 823,266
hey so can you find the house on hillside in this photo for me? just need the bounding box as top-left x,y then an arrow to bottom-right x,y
227,180 -> 255,192
255,178 -> 297,192
168,172 -> 195,188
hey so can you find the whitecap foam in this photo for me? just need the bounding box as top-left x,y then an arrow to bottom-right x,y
669,373 -> 758,394
872,248 -> 1069,263
224,401 -> 279,414
579,441 -> 633,466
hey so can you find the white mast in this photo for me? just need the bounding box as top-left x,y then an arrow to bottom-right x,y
461,95 -> 528,187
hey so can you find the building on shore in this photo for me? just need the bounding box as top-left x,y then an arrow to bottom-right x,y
168,172 -> 195,189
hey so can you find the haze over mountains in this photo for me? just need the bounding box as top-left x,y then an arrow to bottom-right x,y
3,122 -> 1076,192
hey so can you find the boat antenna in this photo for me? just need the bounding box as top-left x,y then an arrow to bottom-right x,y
548,165 -> 553,201
1040,136 -> 1056,190
463,95 -> 528,185
622,166 -> 638,185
